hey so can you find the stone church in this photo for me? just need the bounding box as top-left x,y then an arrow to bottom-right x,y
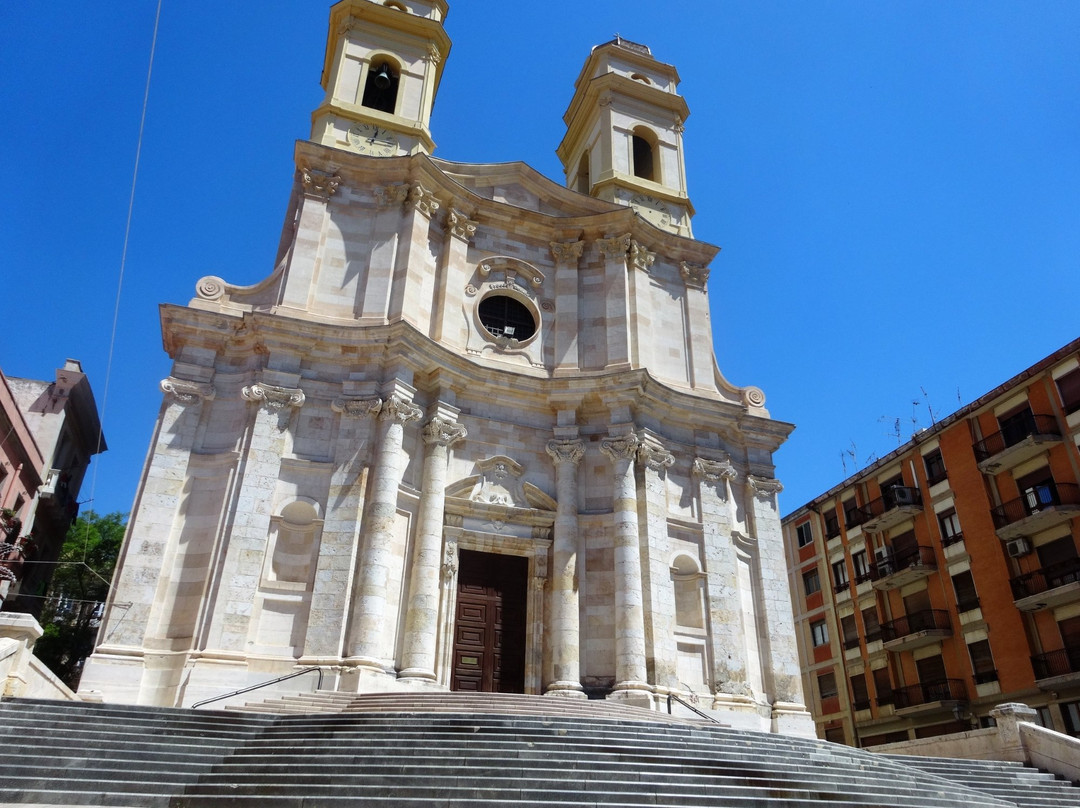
82,0 -> 810,735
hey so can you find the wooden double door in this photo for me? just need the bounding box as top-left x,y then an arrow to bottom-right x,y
451,550 -> 527,693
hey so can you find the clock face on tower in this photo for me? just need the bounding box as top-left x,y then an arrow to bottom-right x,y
348,123 -> 399,156
630,193 -> 673,231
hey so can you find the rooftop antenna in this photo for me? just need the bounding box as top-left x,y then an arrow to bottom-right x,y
920,387 -> 939,426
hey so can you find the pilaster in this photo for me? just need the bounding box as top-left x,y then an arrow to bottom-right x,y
636,438 -> 676,691
550,240 -> 584,374
596,234 -> 632,370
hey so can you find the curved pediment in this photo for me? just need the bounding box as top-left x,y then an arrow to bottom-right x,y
444,455 -> 557,513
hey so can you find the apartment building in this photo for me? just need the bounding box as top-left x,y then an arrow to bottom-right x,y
782,338 -> 1080,746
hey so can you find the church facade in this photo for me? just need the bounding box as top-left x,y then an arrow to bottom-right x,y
82,0 -> 810,734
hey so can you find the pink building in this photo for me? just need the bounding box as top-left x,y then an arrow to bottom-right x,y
0,360 -> 105,615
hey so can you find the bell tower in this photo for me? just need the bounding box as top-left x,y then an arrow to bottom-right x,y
311,0 -> 452,157
557,37 -> 694,236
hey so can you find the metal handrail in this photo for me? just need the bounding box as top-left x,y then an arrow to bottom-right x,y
666,692 -> 723,724
191,666 -> 324,709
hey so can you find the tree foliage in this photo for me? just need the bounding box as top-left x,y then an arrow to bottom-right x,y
33,510 -> 126,689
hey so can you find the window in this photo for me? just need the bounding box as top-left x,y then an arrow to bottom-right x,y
811,620 -> 829,647
1057,367 -> 1080,415
1016,467 -> 1056,515
796,521 -> 814,547
968,640 -> 997,684
938,509 -> 963,546
1035,705 -> 1054,728
841,614 -> 860,650
862,607 -> 882,642
852,551 -> 871,583
477,295 -> 537,340
824,510 -> 840,539
803,569 -> 821,596
850,673 -> 870,710
951,570 -> 979,612
924,449 -> 947,486
575,152 -> 591,195
843,496 -> 860,528
818,671 -> 838,700
832,559 -> 850,592
873,667 -> 893,705
998,404 -> 1036,448
1062,700 -> 1080,737
916,653 -> 947,685
823,726 -> 846,744
361,59 -> 400,113
631,130 -> 656,180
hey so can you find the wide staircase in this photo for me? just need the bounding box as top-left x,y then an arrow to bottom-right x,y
0,692 -> 1076,807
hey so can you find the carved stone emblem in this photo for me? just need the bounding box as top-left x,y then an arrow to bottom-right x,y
469,455 -> 528,507
692,457 -> 738,483
600,434 -> 640,462
406,183 -> 440,218
380,395 -> 423,425
546,439 -> 585,466
331,397 -> 382,419
680,262 -> 710,289
637,442 -> 674,472
748,475 -> 784,503
447,208 -> 478,242
598,234 -> 631,261
630,241 -> 656,273
549,240 -> 585,264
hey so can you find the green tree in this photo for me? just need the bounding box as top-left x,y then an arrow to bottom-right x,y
33,510 -> 126,689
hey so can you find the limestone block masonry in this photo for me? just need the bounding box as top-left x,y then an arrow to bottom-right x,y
80,1 -> 811,735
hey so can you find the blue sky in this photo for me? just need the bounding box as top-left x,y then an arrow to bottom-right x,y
2,1 -> 1078,519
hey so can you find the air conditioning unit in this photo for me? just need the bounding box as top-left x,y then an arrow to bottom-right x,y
874,546 -> 893,575
892,487 -> 918,506
1006,537 -> 1033,558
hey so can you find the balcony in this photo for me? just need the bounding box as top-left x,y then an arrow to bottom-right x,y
991,482 -> 1080,541
855,487 -> 923,532
894,679 -> 967,713
882,609 -> 951,652
1011,557 -> 1080,612
871,545 -> 937,591
1031,647 -> 1080,688
974,414 -> 1062,474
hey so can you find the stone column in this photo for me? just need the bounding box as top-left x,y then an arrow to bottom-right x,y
694,457 -> 753,709
600,433 -> 649,698
637,439 -> 676,691
545,438 -> 586,697
399,414 -> 467,681
301,396 -> 382,661
348,393 -> 422,672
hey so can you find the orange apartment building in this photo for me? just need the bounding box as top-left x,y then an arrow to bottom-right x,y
782,337 -> 1080,746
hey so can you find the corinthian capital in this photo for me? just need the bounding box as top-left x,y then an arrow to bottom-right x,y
160,377 -> 215,406
549,240 -> 585,264
422,416 -> 467,447
597,234 -> 631,261
332,397 -> 382,419
692,457 -> 737,484
599,434 -> 640,463
630,241 -> 656,273
680,262 -> 710,289
748,475 -> 784,502
546,439 -> 585,466
379,394 -> 423,425
300,167 -> 340,200
375,183 -> 409,208
446,208 -> 478,242
637,442 -> 675,472
241,383 -> 305,410
406,183 -> 440,218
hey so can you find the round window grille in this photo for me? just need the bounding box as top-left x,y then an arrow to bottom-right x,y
477,294 -> 537,340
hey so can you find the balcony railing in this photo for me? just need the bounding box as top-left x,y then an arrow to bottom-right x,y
894,678 -> 967,709
991,482 -> 1080,531
1031,647 -> 1080,680
852,698 -> 872,711
973,669 -> 999,685
1011,556 -> 1080,600
973,413 -> 1061,463
871,545 -> 937,591
881,609 -> 951,642
856,487 -> 923,531
941,531 -> 965,548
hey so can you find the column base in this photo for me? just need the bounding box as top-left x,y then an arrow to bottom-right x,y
396,668 -> 437,683
770,701 -> 815,738
608,681 -> 654,709
544,681 -> 587,699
